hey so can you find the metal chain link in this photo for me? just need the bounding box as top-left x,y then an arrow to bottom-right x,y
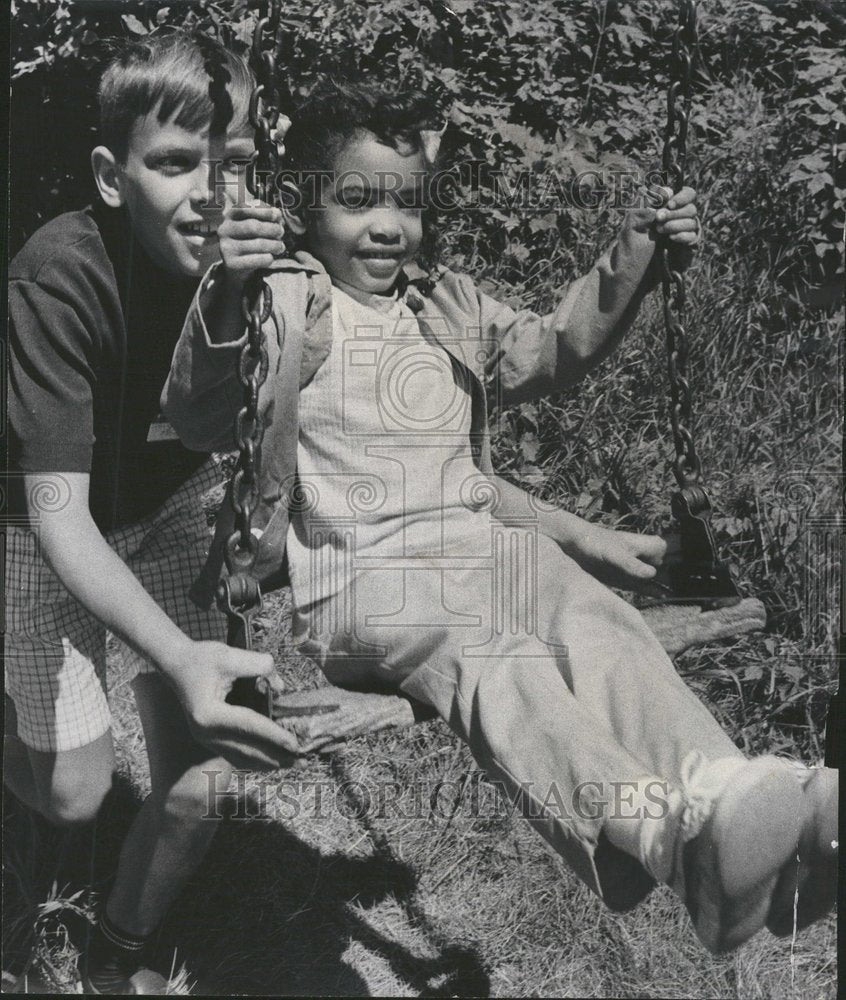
219,0 -> 283,654
661,0 -> 701,489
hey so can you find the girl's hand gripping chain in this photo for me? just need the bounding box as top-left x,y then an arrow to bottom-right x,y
202,200 -> 286,343
631,185 -> 701,264
216,116 -> 290,290
218,201 -> 287,287
652,185 -> 700,246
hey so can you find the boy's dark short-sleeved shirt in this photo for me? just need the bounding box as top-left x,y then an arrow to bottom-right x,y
8,203 -> 209,531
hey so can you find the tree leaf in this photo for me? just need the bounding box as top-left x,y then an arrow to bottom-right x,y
121,13 -> 149,35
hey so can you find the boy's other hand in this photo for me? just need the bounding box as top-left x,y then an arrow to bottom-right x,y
218,202 -> 286,287
563,521 -> 667,592
167,640 -> 299,770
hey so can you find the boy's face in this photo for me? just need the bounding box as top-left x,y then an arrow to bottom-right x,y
305,132 -> 426,296
116,110 -> 254,278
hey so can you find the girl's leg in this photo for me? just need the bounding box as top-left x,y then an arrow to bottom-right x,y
310,558 -> 664,899
306,536 -> 824,951
531,536 -> 744,783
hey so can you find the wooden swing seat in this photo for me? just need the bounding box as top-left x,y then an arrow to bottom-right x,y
267,597 -> 766,756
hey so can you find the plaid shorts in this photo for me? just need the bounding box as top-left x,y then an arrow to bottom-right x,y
4,461 -> 227,752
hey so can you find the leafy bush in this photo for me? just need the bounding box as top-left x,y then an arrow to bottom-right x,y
10,0 -> 845,288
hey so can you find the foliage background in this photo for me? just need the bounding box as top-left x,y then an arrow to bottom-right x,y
6,1 -> 844,996
10,0 -> 846,287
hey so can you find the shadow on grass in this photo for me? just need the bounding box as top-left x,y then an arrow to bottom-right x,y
163,816 -> 491,996
3,773 -> 491,997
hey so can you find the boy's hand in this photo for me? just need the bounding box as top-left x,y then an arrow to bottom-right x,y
631,185 -> 701,254
166,640 -> 299,770
562,521 -> 667,592
217,202 -> 286,287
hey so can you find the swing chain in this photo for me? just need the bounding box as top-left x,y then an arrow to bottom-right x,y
249,0 -> 283,203
218,0 -> 283,657
651,0 -> 740,609
661,0 -> 700,490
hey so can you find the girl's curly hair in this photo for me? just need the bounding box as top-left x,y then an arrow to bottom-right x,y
283,77 -> 443,176
282,78 -> 447,268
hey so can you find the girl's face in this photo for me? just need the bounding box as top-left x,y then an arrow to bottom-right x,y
304,131 -> 427,297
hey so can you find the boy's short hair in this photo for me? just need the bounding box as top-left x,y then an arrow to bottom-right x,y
283,78 -> 443,188
98,30 -> 254,162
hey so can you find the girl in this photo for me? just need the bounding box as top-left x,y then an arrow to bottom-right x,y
163,78 -> 837,955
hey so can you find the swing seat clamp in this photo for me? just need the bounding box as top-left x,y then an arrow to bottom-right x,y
218,572 -> 263,617
658,486 -> 741,610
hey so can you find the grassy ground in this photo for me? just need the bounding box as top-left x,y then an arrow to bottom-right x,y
2,615 -> 839,997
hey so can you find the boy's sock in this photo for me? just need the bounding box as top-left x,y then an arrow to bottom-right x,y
83,913 -> 159,994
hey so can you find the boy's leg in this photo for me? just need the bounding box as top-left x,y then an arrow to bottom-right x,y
102,672 -> 232,936
3,723 -> 116,827
4,695 -> 115,926
80,721 -> 230,988
82,673 -> 232,993
3,550 -> 117,826
4,645 -> 118,989
81,461 -> 232,989
105,459 -> 231,934
3,700 -> 37,808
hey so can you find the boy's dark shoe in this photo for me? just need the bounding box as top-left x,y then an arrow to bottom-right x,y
81,967 -> 172,995
766,766 -> 838,937
81,913 -> 180,995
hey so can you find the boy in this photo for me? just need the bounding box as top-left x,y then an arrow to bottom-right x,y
164,80 -> 836,955
5,31 -> 295,993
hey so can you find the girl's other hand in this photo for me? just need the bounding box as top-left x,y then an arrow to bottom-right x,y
652,185 -> 700,247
